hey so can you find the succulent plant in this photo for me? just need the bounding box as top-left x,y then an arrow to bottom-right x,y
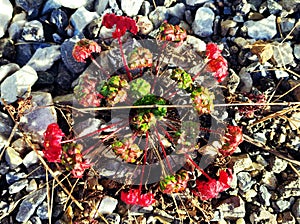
159,170 -> 190,194
157,21 -> 187,46
171,68 -> 193,91
112,139 -> 143,163
127,47 -> 153,69
191,87 -> 215,115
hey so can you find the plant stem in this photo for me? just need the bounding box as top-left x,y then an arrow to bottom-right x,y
118,37 -> 132,80
185,154 -> 212,180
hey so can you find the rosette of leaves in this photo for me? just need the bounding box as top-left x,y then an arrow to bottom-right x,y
112,139 -> 143,163
131,94 -> 167,133
175,121 -> 199,154
98,76 -> 129,105
191,86 -> 215,115
61,143 -> 90,178
128,78 -> 151,99
171,68 -> 193,91
127,47 -> 153,69
157,22 -> 187,45
74,74 -> 102,107
159,170 -> 189,194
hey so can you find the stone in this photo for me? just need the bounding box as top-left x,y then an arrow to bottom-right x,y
244,189 -> 257,202
271,157 -> 288,174
56,63 -> 73,90
23,150 -> 40,168
95,0 -> 109,15
22,20 -> 45,42
30,216 -> 42,224
6,171 -> 27,184
167,3 -> 185,20
227,70 -> 240,94
275,199 -> 291,212
185,35 -> 206,52
275,70 -> 289,79
221,20 -> 237,36
289,112 -> 300,131
231,154 -> 254,173
267,0 -> 283,14
0,38 -> 16,62
50,9 -> 69,34
261,171 -> 277,189
0,112 -> 13,150
15,41 -> 35,66
249,209 -> 277,224
97,196 -> 118,215
61,37 -> 87,74
106,213 -> 121,224
237,172 -> 256,192
272,42 -> 295,67
140,0 -> 151,16
121,0 -> 143,17
239,68 -> 253,93
5,147 -> 23,169
217,196 -> 246,219
192,7 -> 215,37
16,0 -> 44,18
244,15 -> 277,40
27,45 -> 61,71
280,18 -> 296,34
185,0 -> 210,6
26,179 -> 38,192
279,178 -> 300,198
41,0 -> 61,14
259,185 -> 271,206
294,44 -> 300,60
19,92 -> 57,142
282,212 -> 296,224
0,0 -> 13,38
16,188 -> 47,222
136,16 -> 153,35
292,198 -> 300,223
149,6 -> 169,28
37,201 -> 49,220
253,132 -> 267,144
9,179 -> 28,194
8,11 -> 27,40
70,7 -> 99,35
57,0 -> 87,9
0,63 -> 19,83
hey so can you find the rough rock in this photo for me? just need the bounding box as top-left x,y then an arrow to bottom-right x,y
61,37 -> 87,74
41,0 -> 61,14
185,0 -> 210,6
149,6 -> 169,28
8,12 -> 27,41
19,92 -> 57,142
259,185 -> 271,206
0,63 -> 20,83
16,0 -> 44,18
0,0 -> 13,38
9,179 -> 29,194
279,178 -> 300,198
57,0 -> 87,9
27,45 -> 61,71
6,171 -> 27,185
275,198 -> 291,212
23,150 -> 40,168
261,171 -> 277,189
292,198 -> 300,223
70,7 -> 99,35
217,196 -> 246,219
121,0 -> 143,17
1,65 -> 38,104
95,0 -> 109,15
192,7 -> 215,37
50,9 -> 69,34
167,3 -> 186,20
231,154 -> 254,173
244,15 -> 277,40
272,42 -> 295,67
270,157 -> 288,174
0,112 -> 13,149
267,0 -> 283,14
249,209 -> 277,224
16,188 -> 47,222
5,147 -> 23,169
37,201 -> 49,220
96,196 -> 118,215
237,172 -> 256,192
22,20 -> 45,42
136,16 -> 154,35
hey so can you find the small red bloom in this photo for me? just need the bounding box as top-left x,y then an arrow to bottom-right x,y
71,160 -> 91,178
43,123 -> 65,162
219,125 -> 243,156
206,43 -> 222,60
138,192 -> 156,207
72,39 -> 101,63
193,178 -> 219,201
120,189 -> 140,205
102,13 -> 138,39
216,169 -> 233,192
207,55 -> 228,83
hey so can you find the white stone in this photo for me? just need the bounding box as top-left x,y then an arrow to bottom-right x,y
0,0 -> 13,38
23,150 -> 40,168
5,147 -> 23,169
192,7 -> 215,37
1,65 -> 38,104
57,0 -> 87,9
186,35 -> 206,52
186,0 -> 210,6
97,196 -> 118,214
70,7 -> 99,35
0,63 -> 20,83
27,45 -> 61,71
244,15 -> 277,40
121,0 -> 144,17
